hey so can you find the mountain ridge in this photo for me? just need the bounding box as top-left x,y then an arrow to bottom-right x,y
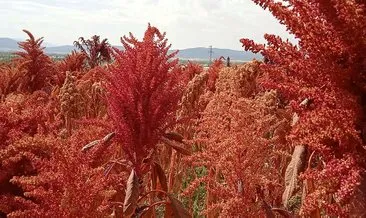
0,38 -> 261,61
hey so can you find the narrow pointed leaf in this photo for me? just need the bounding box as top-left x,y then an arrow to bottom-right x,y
81,140 -> 100,152
282,145 -> 306,207
123,169 -> 140,217
81,132 -> 115,152
162,137 -> 191,155
291,113 -> 299,127
151,165 -> 158,190
166,194 -> 191,218
102,132 -> 116,143
299,98 -> 310,107
154,162 -> 168,192
164,203 -> 174,218
164,132 -> 184,143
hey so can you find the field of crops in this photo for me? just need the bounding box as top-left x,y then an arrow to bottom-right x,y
0,0 -> 365,217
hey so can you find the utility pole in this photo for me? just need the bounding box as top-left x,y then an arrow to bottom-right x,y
208,45 -> 213,65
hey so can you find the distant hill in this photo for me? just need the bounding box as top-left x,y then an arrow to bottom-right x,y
0,38 -> 19,51
170,47 -> 261,61
45,45 -> 75,54
0,38 -> 261,61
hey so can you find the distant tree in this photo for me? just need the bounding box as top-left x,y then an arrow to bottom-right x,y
73,35 -> 112,68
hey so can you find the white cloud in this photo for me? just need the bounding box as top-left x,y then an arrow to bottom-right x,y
0,0 -> 295,50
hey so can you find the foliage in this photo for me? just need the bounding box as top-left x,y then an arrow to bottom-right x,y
0,30 -> 114,217
182,61 -> 204,82
14,30 -> 56,93
206,59 -> 224,92
59,71 -> 84,135
184,63 -> 290,217
57,51 -> 86,73
74,35 -> 112,68
0,2 -> 365,215
0,91 -> 59,215
0,64 -> 23,99
6,125 -> 116,217
241,0 -> 366,215
106,24 -> 186,174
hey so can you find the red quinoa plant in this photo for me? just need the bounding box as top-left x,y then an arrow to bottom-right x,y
0,64 -> 23,99
57,51 -> 87,73
184,62 -> 291,217
182,61 -> 204,82
2,121 -> 117,217
106,24 -> 191,217
206,59 -> 224,92
241,0 -> 366,215
55,51 -> 87,84
106,24 -> 186,175
0,91 -> 58,216
14,30 -> 55,93
0,30 -> 115,217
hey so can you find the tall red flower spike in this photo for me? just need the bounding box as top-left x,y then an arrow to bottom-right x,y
106,24 -> 185,175
14,30 -> 55,93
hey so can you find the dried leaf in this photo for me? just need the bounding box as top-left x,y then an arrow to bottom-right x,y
164,132 -> 184,143
154,162 -> 168,192
165,194 -> 191,218
282,145 -> 307,208
162,137 -> 191,155
81,139 -> 100,152
102,132 -> 115,143
123,169 -> 140,217
81,132 -> 115,152
237,180 -> 243,194
299,98 -> 310,107
291,113 -> 299,127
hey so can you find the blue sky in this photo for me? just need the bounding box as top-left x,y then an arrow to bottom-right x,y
1,0 -> 295,50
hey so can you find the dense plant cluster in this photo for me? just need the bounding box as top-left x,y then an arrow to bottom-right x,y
240,0 -> 366,216
0,30 -> 115,217
0,0 -> 365,217
106,24 -> 186,175
185,63 -> 289,217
